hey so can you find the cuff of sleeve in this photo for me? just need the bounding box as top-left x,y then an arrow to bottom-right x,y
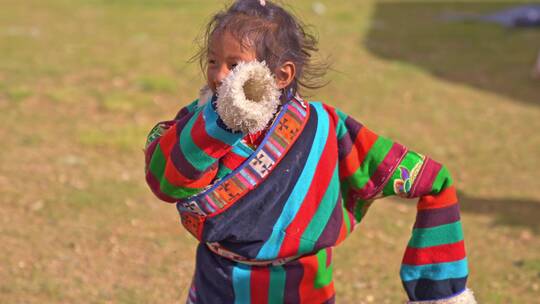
199,98 -> 244,146
407,289 -> 477,304
145,120 -> 176,149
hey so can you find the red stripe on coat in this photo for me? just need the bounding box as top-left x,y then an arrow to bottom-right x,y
338,127 -> 378,180
190,112 -> 234,158
164,155 -> 215,188
250,266 -> 270,304
157,124 -> 216,188
418,186 -> 458,210
158,123 -> 179,155
221,152 -> 248,171
298,252 -> 335,303
402,240 -> 466,265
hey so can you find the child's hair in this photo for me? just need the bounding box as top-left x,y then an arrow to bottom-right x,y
193,0 -> 329,97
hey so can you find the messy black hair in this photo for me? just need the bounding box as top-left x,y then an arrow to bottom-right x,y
192,0 -> 329,97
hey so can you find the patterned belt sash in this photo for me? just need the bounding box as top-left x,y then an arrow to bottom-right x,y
176,97 -> 310,240
206,242 -> 301,266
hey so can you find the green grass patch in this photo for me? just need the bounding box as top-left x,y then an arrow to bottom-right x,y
77,125 -> 147,151
516,259 -> 540,274
48,177 -> 148,223
18,134 -> 43,146
101,91 -> 153,112
1,270 -> 65,301
46,87 -> 83,104
83,0 -> 190,8
137,75 -> 178,94
115,287 -> 149,304
6,86 -> 33,102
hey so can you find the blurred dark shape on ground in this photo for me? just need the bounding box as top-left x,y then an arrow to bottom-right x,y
392,192 -> 540,234
365,2 -> 540,106
459,192 -> 540,234
534,50 -> 540,79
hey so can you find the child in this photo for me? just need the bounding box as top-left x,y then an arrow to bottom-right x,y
144,1 -> 477,303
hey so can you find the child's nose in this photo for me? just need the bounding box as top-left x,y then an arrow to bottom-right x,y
214,67 -> 229,89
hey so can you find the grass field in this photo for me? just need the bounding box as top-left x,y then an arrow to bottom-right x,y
1,0 -> 539,303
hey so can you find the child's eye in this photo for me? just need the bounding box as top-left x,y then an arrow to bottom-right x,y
208,59 -> 216,65
230,63 -> 238,69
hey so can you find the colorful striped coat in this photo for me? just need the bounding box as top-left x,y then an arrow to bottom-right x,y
144,95 -> 470,303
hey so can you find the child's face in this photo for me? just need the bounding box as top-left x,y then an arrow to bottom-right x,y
206,31 -> 257,94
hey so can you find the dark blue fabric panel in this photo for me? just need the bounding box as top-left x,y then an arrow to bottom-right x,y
402,276 -> 467,301
192,243 -> 236,304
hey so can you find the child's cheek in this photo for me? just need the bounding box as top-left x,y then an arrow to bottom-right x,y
206,70 -> 217,93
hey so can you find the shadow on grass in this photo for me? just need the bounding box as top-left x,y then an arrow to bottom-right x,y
459,192 -> 540,233
365,2 -> 540,106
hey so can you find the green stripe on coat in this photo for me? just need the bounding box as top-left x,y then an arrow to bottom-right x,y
408,221 -> 463,248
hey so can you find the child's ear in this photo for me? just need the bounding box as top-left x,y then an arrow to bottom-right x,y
275,61 -> 296,89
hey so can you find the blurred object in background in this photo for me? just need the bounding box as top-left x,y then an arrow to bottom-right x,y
440,4 -> 540,83
533,50 -> 540,79
442,4 -> 540,28
514,6 -> 540,27
312,1 -> 326,16
367,3 -> 540,107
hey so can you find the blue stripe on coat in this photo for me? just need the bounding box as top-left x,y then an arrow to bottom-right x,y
232,264 -> 252,304
256,102 -> 330,260
231,143 -> 254,158
400,258 -> 468,282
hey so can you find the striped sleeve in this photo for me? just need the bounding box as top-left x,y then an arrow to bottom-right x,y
144,99 -> 245,202
331,107 -> 474,303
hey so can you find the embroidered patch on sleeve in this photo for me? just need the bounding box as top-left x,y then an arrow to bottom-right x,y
393,159 -> 424,197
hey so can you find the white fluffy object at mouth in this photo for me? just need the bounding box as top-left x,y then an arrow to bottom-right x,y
215,61 -> 281,134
